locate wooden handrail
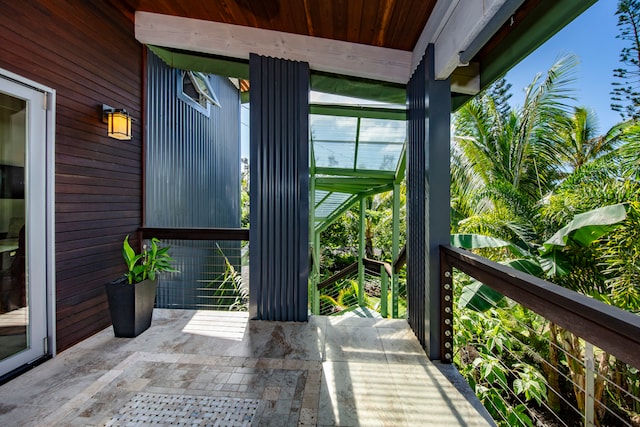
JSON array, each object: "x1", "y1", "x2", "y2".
[
  {"x1": 317, "y1": 258, "x2": 392, "y2": 290},
  {"x1": 393, "y1": 245, "x2": 406, "y2": 273},
  {"x1": 139, "y1": 227, "x2": 249, "y2": 241},
  {"x1": 441, "y1": 244, "x2": 640, "y2": 369},
  {"x1": 363, "y1": 258, "x2": 393, "y2": 277},
  {"x1": 318, "y1": 262, "x2": 359, "y2": 290}
]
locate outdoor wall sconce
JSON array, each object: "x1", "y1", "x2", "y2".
[{"x1": 102, "y1": 104, "x2": 132, "y2": 140}]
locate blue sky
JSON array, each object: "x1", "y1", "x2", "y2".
[{"x1": 505, "y1": 0, "x2": 625, "y2": 132}]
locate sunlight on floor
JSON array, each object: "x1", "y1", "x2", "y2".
[{"x1": 181, "y1": 310, "x2": 248, "y2": 340}]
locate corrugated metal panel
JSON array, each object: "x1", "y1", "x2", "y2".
[
  {"x1": 145, "y1": 50, "x2": 241, "y2": 309},
  {"x1": 249, "y1": 54, "x2": 309, "y2": 322},
  {"x1": 146, "y1": 50, "x2": 240, "y2": 228},
  {"x1": 406, "y1": 45, "x2": 451, "y2": 359},
  {"x1": 407, "y1": 54, "x2": 427, "y2": 351}
]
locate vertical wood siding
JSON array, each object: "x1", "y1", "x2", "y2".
[
  {"x1": 0, "y1": 0, "x2": 143, "y2": 351},
  {"x1": 249, "y1": 54, "x2": 309, "y2": 321}
]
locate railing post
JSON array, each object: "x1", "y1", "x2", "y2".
[
  {"x1": 440, "y1": 248, "x2": 453, "y2": 363},
  {"x1": 313, "y1": 231, "x2": 320, "y2": 315},
  {"x1": 585, "y1": 342, "x2": 595, "y2": 427},
  {"x1": 391, "y1": 182, "x2": 400, "y2": 318},
  {"x1": 309, "y1": 174, "x2": 318, "y2": 315},
  {"x1": 380, "y1": 265, "x2": 388, "y2": 318},
  {"x1": 358, "y1": 197, "x2": 365, "y2": 306}
]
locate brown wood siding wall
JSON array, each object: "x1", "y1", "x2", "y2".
[{"x1": 0, "y1": 1, "x2": 142, "y2": 351}]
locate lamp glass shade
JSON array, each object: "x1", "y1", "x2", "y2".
[{"x1": 107, "y1": 110, "x2": 132, "y2": 140}]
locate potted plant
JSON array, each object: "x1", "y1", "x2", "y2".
[{"x1": 105, "y1": 235, "x2": 177, "y2": 337}]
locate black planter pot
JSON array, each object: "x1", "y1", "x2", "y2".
[{"x1": 105, "y1": 278, "x2": 157, "y2": 337}]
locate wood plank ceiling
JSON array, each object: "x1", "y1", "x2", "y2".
[{"x1": 116, "y1": 0, "x2": 437, "y2": 51}]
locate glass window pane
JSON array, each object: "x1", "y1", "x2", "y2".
[
  {"x1": 359, "y1": 118, "x2": 406, "y2": 143},
  {"x1": 314, "y1": 141, "x2": 355, "y2": 169},
  {"x1": 310, "y1": 115, "x2": 358, "y2": 142},
  {"x1": 315, "y1": 192, "x2": 352, "y2": 218},
  {"x1": 357, "y1": 143, "x2": 403, "y2": 171},
  {"x1": 0, "y1": 92, "x2": 27, "y2": 361}
]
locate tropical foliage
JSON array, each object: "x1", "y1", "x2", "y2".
[
  {"x1": 313, "y1": 9, "x2": 640, "y2": 424},
  {"x1": 122, "y1": 235, "x2": 177, "y2": 284},
  {"x1": 451, "y1": 50, "x2": 640, "y2": 425}
]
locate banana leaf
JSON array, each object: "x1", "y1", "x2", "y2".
[
  {"x1": 540, "y1": 203, "x2": 628, "y2": 255},
  {"x1": 458, "y1": 259, "x2": 543, "y2": 311},
  {"x1": 451, "y1": 233, "x2": 529, "y2": 257}
]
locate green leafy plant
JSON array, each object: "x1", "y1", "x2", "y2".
[
  {"x1": 211, "y1": 244, "x2": 248, "y2": 311},
  {"x1": 122, "y1": 235, "x2": 177, "y2": 284}
]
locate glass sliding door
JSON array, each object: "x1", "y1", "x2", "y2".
[{"x1": 0, "y1": 75, "x2": 47, "y2": 376}]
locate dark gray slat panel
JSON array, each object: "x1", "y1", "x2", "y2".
[
  {"x1": 407, "y1": 54, "x2": 426, "y2": 350},
  {"x1": 249, "y1": 54, "x2": 309, "y2": 321},
  {"x1": 406, "y1": 45, "x2": 451, "y2": 359}
]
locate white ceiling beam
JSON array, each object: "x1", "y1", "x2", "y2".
[
  {"x1": 411, "y1": 0, "x2": 512, "y2": 81},
  {"x1": 411, "y1": 0, "x2": 460, "y2": 76},
  {"x1": 135, "y1": 11, "x2": 412, "y2": 84}
]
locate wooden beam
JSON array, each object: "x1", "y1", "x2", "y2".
[
  {"x1": 411, "y1": 0, "x2": 515, "y2": 80},
  {"x1": 411, "y1": 0, "x2": 460, "y2": 76},
  {"x1": 136, "y1": 11, "x2": 412, "y2": 84},
  {"x1": 450, "y1": 62, "x2": 480, "y2": 95},
  {"x1": 139, "y1": 227, "x2": 249, "y2": 241}
]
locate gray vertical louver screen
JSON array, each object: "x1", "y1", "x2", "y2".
[
  {"x1": 407, "y1": 55, "x2": 428, "y2": 351},
  {"x1": 407, "y1": 45, "x2": 451, "y2": 359},
  {"x1": 145, "y1": 50, "x2": 241, "y2": 309},
  {"x1": 249, "y1": 54, "x2": 309, "y2": 321}
]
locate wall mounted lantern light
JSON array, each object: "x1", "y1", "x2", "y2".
[{"x1": 102, "y1": 104, "x2": 132, "y2": 140}]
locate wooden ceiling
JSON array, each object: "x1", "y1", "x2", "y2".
[{"x1": 116, "y1": 0, "x2": 437, "y2": 51}]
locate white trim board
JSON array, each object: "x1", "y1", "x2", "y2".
[
  {"x1": 135, "y1": 0, "x2": 504, "y2": 90},
  {"x1": 135, "y1": 11, "x2": 412, "y2": 84},
  {"x1": 411, "y1": 0, "x2": 511, "y2": 80}
]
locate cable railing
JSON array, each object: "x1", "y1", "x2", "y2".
[
  {"x1": 138, "y1": 228, "x2": 249, "y2": 311},
  {"x1": 441, "y1": 244, "x2": 640, "y2": 426},
  {"x1": 316, "y1": 258, "x2": 392, "y2": 317}
]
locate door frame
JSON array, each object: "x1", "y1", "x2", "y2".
[{"x1": 0, "y1": 68, "x2": 56, "y2": 358}]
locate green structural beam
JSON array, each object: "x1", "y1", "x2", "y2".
[
  {"x1": 310, "y1": 71, "x2": 406, "y2": 105},
  {"x1": 315, "y1": 177, "x2": 393, "y2": 187},
  {"x1": 148, "y1": 45, "x2": 250, "y2": 78},
  {"x1": 395, "y1": 146, "x2": 406, "y2": 184},
  {"x1": 315, "y1": 194, "x2": 360, "y2": 233},
  {"x1": 314, "y1": 167, "x2": 395, "y2": 179},
  {"x1": 309, "y1": 104, "x2": 406, "y2": 121}
]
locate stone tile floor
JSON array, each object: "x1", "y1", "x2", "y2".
[{"x1": 0, "y1": 310, "x2": 493, "y2": 426}]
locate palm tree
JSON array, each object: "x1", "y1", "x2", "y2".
[
  {"x1": 558, "y1": 106, "x2": 632, "y2": 172},
  {"x1": 452, "y1": 54, "x2": 579, "y2": 242}
]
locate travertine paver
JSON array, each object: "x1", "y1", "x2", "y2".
[{"x1": 0, "y1": 309, "x2": 493, "y2": 426}]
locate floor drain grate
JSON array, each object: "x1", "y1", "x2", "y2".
[{"x1": 106, "y1": 392, "x2": 260, "y2": 426}]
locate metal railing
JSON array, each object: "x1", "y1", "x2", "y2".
[
  {"x1": 139, "y1": 228, "x2": 249, "y2": 311},
  {"x1": 316, "y1": 258, "x2": 393, "y2": 317},
  {"x1": 440, "y1": 244, "x2": 640, "y2": 426}
]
